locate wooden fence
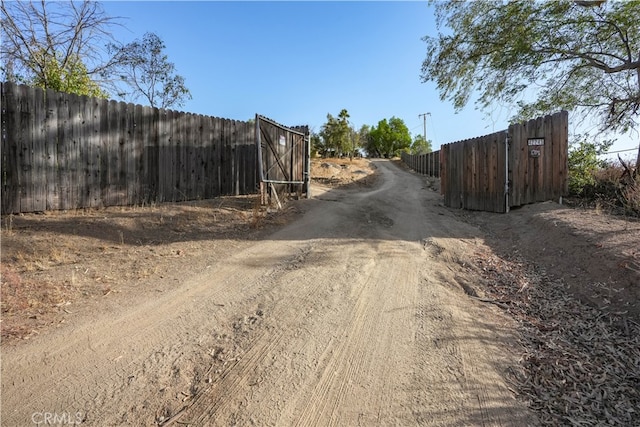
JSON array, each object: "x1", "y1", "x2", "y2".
[
  {"x1": 1, "y1": 82, "x2": 269, "y2": 214},
  {"x1": 439, "y1": 111, "x2": 568, "y2": 213},
  {"x1": 440, "y1": 130, "x2": 508, "y2": 212},
  {"x1": 256, "y1": 115, "x2": 309, "y2": 202},
  {"x1": 401, "y1": 111, "x2": 568, "y2": 213},
  {"x1": 400, "y1": 150, "x2": 440, "y2": 177}
]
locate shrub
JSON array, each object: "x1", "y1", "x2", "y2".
[
  {"x1": 581, "y1": 160, "x2": 639, "y2": 217},
  {"x1": 567, "y1": 139, "x2": 611, "y2": 196}
]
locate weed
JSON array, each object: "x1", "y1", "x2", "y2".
[{"x1": 4, "y1": 214, "x2": 13, "y2": 234}]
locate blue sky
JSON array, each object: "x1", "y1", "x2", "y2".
[{"x1": 101, "y1": 1, "x2": 638, "y2": 157}]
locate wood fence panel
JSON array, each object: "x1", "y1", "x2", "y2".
[
  {"x1": 115, "y1": 100, "x2": 128, "y2": 206},
  {"x1": 221, "y1": 119, "x2": 230, "y2": 195},
  {"x1": 87, "y1": 96, "x2": 100, "y2": 208},
  {"x1": 202, "y1": 115, "x2": 214, "y2": 198},
  {"x1": 508, "y1": 111, "x2": 568, "y2": 207},
  {"x1": 118, "y1": 101, "x2": 129, "y2": 206},
  {"x1": 212, "y1": 116, "x2": 221, "y2": 196},
  {"x1": 510, "y1": 121, "x2": 525, "y2": 208},
  {"x1": 146, "y1": 106, "x2": 159, "y2": 203},
  {"x1": 108, "y1": 100, "x2": 119, "y2": 207},
  {"x1": 440, "y1": 146, "x2": 448, "y2": 198},
  {"x1": 32, "y1": 86, "x2": 47, "y2": 211},
  {"x1": 189, "y1": 113, "x2": 198, "y2": 199},
  {"x1": 78, "y1": 95, "x2": 90, "y2": 209},
  {"x1": 463, "y1": 139, "x2": 472, "y2": 209},
  {"x1": 19, "y1": 85, "x2": 34, "y2": 213},
  {"x1": 185, "y1": 113, "x2": 193, "y2": 199},
  {"x1": 134, "y1": 104, "x2": 144, "y2": 203},
  {"x1": 157, "y1": 109, "x2": 170, "y2": 203},
  {"x1": 232, "y1": 120, "x2": 239, "y2": 196},
  {"x1": 2, "y1": 84, "x2": 304, "y2": 214},
  {"x1": 495, "y1": 133, "x2": 507, "y2": 213},
  {"x1": 45, "y1": 88, "x2": 58, "y2": 210},
  {"x1": 66, "y1": 92, "x2": 76, "y2": 209},
  {"x1": 482, "y1": 136, "x2": 491, "y2": 212},
  {"x1": 176, "y1": 111, "x2": 186, "y2": 201},
  {"x1": 55, "y1": 92, "x2": 68, "y2": 210},
  {"x1": 97, "y1": 97, "x2": 109, "y2": 208},
  {"x1": 542, "y1": 114, "x2": 553, "y2": 200},
  {"x1": 124, "y1": 103, "x2": 136, "y2": 206},
  {"x1": 194, "y1": 114, "x2": 205, "y2": 199}
]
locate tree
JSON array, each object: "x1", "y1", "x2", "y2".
[
  {"x1": 369, "y1": 117, "x2": 412, "y2": 158},
  {"x1": 421, "y1": 0, "x2": 640, "y2": 170},
  {"x1": 356, "y1": 125, "x2": 371, "y2": 158},
  {"x1": 30, "y1": 50, "x2": 107, "y2": 97},
  {"x1": 410, "y1": 134, "x2": 432, "y2": 155},
  {"x1": 109, "y1": 32, "x2": 191, "y2": 109},
  {"x1": 310, "y1": 132, "x2": 323, "y2": 158},
  {"x1": 1, "y1": 0, "x2": 118, "y2": 94},
  {"x1": 319, "y1": 109, "x2": 353, "y2": 158}
]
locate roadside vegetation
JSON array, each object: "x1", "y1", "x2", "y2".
[{"x1": 568, "y1": 140, "x2": 639, "y2": 217}]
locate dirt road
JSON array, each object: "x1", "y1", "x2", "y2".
[{"x1": 2, "y1": 160, "x2": 535, "y2": 426}]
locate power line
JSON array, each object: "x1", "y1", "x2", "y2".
[{"x1": 599, "y1": 147, "x2": 639, "y2": 155}]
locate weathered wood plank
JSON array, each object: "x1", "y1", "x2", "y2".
[
  {"x1": 98, "y1": 97, "x2": 109, "y2": 207},
  {"x1": 31, "y1": 86, "x2": 47, "y2": 211},
  {"x1": 1, "y1": 83, "x2": 18, "y2": 213},
  {"x1": 143, "y1": 105, "x2": 158, "y2": 203},
  {"x1": 87, "y1": 96, "x2": 100, "y2": 208},
  {"x1": 174, "y1": 110, "x2": 185, "y2": 201}
]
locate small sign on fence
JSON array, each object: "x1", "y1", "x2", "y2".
[
  {"x1": 527, "y1": 138, "x2": 545, "y2": 146},
  {"x1": 530, "y1": 149, "x2": 541, "y2": 158}
]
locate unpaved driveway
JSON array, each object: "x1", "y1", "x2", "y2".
[{"x1": 2, "y1": 160, "x2": 535, "y2": 426}]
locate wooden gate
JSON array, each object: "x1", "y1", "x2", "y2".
[
  {"x1": 440, "y1": 111, "x2": 568, "y2": 213},
  {"x1": 255, "y1": 114, "x2": 310, "y2": 204}
]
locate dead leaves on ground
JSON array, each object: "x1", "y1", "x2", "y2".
[{"x1": 473, "y1": 251, "x2": 640, "y2": 425}]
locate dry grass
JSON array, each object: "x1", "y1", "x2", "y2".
[
  {"x1": 0, "y1": 195, "x2": 307, "y2": 343},
  {"x1": 577, "y1": 162, "x2": 640, "y2": 217},
  {"x1": 1, "y1": 263, "x2": 76, "y2": 341}
]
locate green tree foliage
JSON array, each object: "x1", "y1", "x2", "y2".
[
  {"x1": 310, "y1": 132, "x2": 323, "y2": 158},
  {"x1": 318, "y1": 109, "x2": 355, "y2": 157},
  {"x1": 409, "y1": 134, "x2": 432, "y2": 155},
  {"x1": 421, "y1": 0, "x2": 640, "y2": 169},
  {"x1": 357, "y1": 125, "x2": 371, "y2": 158},
  {"x1": 368, "y1": 117, "x2": 412, "y2": 158},
  {"x1": 1, "y1": 0, "x2": 118, "y2": 95},
  {"x1": 109, "y1": 32, "x2": 191, "y2": 109},
  {"x1": 30, "y1": 50, "x2": 107, "y2": 97},
  {"x1": 568, "y1": 137, "x2": 612, "y2": 195}
]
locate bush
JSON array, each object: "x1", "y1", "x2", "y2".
[
  {"x1": 580, "y1": 160, "x2": 639, "y2": 217},
  {"x1": 567, "y1": 139, "x2": 610, "y2": 196},
  {"x1": 567, "y1": 137, "x2": 639, "y2": 216}
]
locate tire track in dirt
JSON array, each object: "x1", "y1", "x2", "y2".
[
  {"x1": 2, "y1": 160, "x2": 537, "y2": 426},
  {"x1": 1, "y1": 240, "x2": 326, "y2": 426}
]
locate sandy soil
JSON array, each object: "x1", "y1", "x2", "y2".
[{"x1": 1, "y1": 157, "x2": 638, "y2": 426}]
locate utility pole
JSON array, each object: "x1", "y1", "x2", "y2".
[{"x1": 418, "y1": 112, "x2": 431, "y2": 141}]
